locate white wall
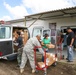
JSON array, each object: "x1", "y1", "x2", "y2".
[
  {"x1": 26, "y1": 16, "x2": 76, "y2": 37},
  {"x1": 26, "y1": 16, "x2": 76, "y2": 30},
  {"x1": 46, "y1": 17, "x2": 76, "y2": 29},
  {"x1": 10, "y1": 16, "x2": 76, "y2": 37},
  {"x1": 11, "y1": 22, "x2": 25, "y2": 27},
  {"x1": 26, "y1": 20, "x2": 48, "y2": 37}
]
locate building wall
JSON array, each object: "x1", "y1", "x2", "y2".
[
  {"x1": 46, "y1": 17, "x2": 76, "y2": 29},
  {"x1": 9, "y1": 16, "x2": 76, "y2": 37},
  {"x1": 26, "y1": 20, "x2": 47, "y2": 37},
  {"x1": 11, "y1": 22, "x2": 25, "y2": 27},
  {"x1": 26, "y1": 17, "x2": 76, "y2": 35}
]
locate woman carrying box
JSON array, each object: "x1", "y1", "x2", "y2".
[{"x1": 41, "y1": 33, "x2": 51, "y2": 62}]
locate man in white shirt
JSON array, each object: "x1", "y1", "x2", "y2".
[{"x1": 20, "y1": 35, "x2": 44, "y2": 73}]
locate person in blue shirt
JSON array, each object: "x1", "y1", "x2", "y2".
[{"x1": 14, "y1": 31, "x2": 23, "y2": 67}]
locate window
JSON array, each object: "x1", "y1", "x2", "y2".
[
  {"x1": 0, "y1": 26, "x2": 11, "y2": 39},
  {"x1": 43, "y1": 30, "x2": 50, "y2": 36},
  {"x1": 32, "y1": 27, "x2": 43, "y2": 37}
]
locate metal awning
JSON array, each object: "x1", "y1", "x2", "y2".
[{"x1": 25, "y1": 6, "x2": 76, "y2": 21}]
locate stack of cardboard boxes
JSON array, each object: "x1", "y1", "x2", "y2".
[{"x1": 38, "y1": 53, "x2": 57, "y2": 68}]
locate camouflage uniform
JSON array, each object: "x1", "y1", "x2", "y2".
[
  {"x1": 14, "y1": 36, "x2": 23, "y2": 66},
  {"x1": 20, "y1": 37, "x2": 44, "y2": 70},
  {"x1": 17, "y1": 47, "x2": 23, "y2": 66}
]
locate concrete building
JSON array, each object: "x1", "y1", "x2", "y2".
[
  {"x1": 25, "y1": 6, "x2": 76, "y2": 59},
  {"x1": 6, "y1": 6, "x2": 76, "y2": 45},
  {"x1": 6, "y1": 6, "x2": 76, "y2": 59},
  {"x1": 6, "y1": 18, "x2": 25, "y2": 27},
  {"x1": 25, "y1": 7, "x2": 76, "y2": 46}
]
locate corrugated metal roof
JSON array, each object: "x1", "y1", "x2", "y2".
[
  {"x1": 25, "y1": 6, "x2": 76, "y2": 17},
  {"x1": 6, "y1": 18, "x2": 25, "y2": 23},
  {"x1": 25, "y1": 6, "x2": 76, "y2": 20},
  {"x1": 6, "y1": 6, "x2": 76, "y2": 23}
]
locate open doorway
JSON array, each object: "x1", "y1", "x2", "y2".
[{"x1": 61, "y1": 26, "x2": 76, "y2": 48}]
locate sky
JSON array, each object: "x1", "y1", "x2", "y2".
[{"x1": 0, "y1": 0, "x2": 76, "y2": 21}]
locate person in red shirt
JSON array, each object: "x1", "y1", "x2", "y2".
[{"x1": 57, "y1": 31, "x2": 64, "y2": 50}]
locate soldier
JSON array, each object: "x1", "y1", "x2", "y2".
[
  {"x1": 13, "y1": 31, "x2": 23, "y2": 67},
  {"x1": 20, "y1": 35, "x2": 44, "y2": 74}
]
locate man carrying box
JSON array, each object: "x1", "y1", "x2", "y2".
[{"x1": 20, "y1": 35, "x2": 44, "y2": 74}]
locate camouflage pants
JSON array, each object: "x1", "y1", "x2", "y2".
[
  {"x1": 17, "y1": 47, "x2": 23, "y2": 66},
  {"x1": 20, "y1": 49, "x2": 35, "y2": 70}
]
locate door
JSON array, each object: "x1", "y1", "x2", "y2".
[
  {"x1": 32, "y1": 27, "x2": 43, "y2": 39},
  {"x1": 49, "y1": 23, "x2": 56, "y2": 44},
  {"x1": 0, "y1": 26, "x2": 13, "y2": 56}
]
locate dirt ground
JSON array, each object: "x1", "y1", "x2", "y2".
[{"x1": 0, "y1": 59, "x2": 76, "y2": 75}]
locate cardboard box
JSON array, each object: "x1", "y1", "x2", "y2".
[
  {"x1": 46, "y1": 53, "x2": 53, "y2": 58},
  {"x1": 23, "y1": 31, "x2": 28, "y2": 45},
  {"x1": 38, "y1": 62, "x2": 45, "y2": 68},
  {"x1": 46, "y1": 53, "x2": 55, "y2": 66},
  {"x1": 46, "y1": 44, "x2": 55, "y2": 48},
  {"x1": 46, "y1": 57, "x2": 55, "y2": 66},
  {"x1": 38, "y1": 53, "x2": 57, "y2": 68}
]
